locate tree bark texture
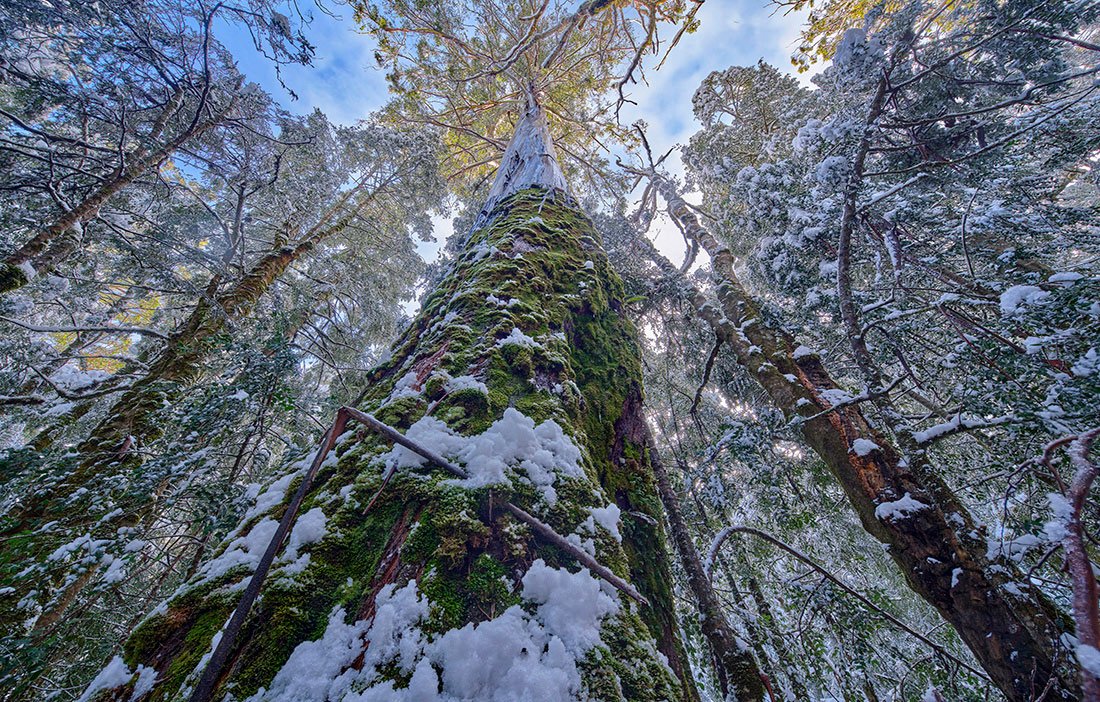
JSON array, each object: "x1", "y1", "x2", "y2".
[
  {"x1": 647, "y1": 438, "x2": 766, "y2": 701},
  {"x1": 0, "y1": 239, "x2": 321, "y2": 686},
  {"x1": 640, "y1": 171, "x2": 1078, "y2": 702},
  {"x1": 72, "y1": 185, "x2": 697, "y2": 702}
]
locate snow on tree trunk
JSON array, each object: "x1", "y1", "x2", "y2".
[
  {"x1": 77, "y1": 105, "x2": 697, "y2": 702},
  {"x1": 641, "y1": 170, "x2": 1079, "y2": 702}
]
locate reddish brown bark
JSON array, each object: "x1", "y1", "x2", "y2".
[{"x1": 632, "y1": 170, "x2": 1078, "y2": 702}]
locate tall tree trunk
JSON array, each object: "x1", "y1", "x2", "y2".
[
  {"x1": 632, "y1": 169, "x2": 1078, "y2": 702},
  {"x1": 74, "y1": 98, "x2": 697, "y2": 702},
  {"x1": 78, "y1": 239, "x2": 317, "y2": 458},
  {"x1": 0, "y1": 86, "x2": 220, "y2": 295},
  {"x1": 647, "y1": 437, "x2": 766, "y2": 701}
]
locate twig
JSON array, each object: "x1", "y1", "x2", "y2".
[
  {"x1": 0, "y1": 314, "x2": 170, "y2": 339},
  {"x1": 689, "y1": 336, "x2": 722, "y2": 417}
]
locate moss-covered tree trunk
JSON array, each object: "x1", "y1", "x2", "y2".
[{"x1": 79, "y1": 101, "x2": 697, "y2": 702}]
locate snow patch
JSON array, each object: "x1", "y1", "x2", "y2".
[
  {"x1": 197, "y1": 518, "x2": 279, "y2": 582},
  {"x1": 1049, "y1": 271, "x2": 1083, "y2": 284},
  {"x1": 1079, "y1": 644, "x2": 1100, "y2": 678},
  {"x1": 874, "y1": 493, "x2": 929, "y2": 521},
  {"x1": 77, "y1": 656, "x2": 134, "y2": 702},
  {"x1": 386, "y1": 371, "x2": 422, "y2": 402},
  {"x1": 1072, "y1": 348, "x2": 1097, "y2": 377},
  {"x1": 999, "y1": 285, "x2": 1049, "y2": 316},
  {"x1": 792, "y1": 345, "x2": 816, "y2": 359},
  {"x1": 445, "y1": 374, "x2": 488, "y2": 395},
  {"x1": 589, "y1": 503, "x2": 622, "y2": 543},
  {"x1": 819, "y1": 388, "x2": 854, "y2": 406},
  {"x1": 284, "y1": 507, "x2": 327, "y2": 559},
  {"x1": 49, "y1": 365, "x2": 111, "y2": 391},
  {"x1": 851, "y1": 438, "x2": 880, "y2": 456},
  {"x1": 496, "y1": 327, "x2": 540, "y2": 348},
  {"x1": 1043, "y1": 492, "x2": 1073, "y2": 543},
  {"x1": 245, "y1": 471, "x2": 299, "y2": 520},
  {"x1": 252, "y1": 561, "x2": 617, "y2": 702},
  {"x1": 378, "y1": 408, "x2": 583, "y2": 502},
  {"x1": 132, "y1": 665, "x2": 158, "y2": 699}
]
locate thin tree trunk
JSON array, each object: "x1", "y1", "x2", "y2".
[
  {"x1": 0, "y1": 87, "x2": 219, "y2": 295},
  {"x1": 81, "y1": 97, "x2": 697, "y2": 702},
  {"x1": 0, "y1": 242, "x2": 324, "y2": 676},
  {"x1": 647, "y1": 436, "x2": 767, "y2": 701}
]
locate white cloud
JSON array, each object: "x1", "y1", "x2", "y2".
[
  {"x1": 619, "y1": 0, "x2": 818, "y2": 264},
  {"x1": 217, "y1": 8, "x2": 388, "y2": 125}
]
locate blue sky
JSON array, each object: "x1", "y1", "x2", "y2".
[
  {"x1": 217, "y1": 1, "x2": 815, "y2": 265},
  {"x1": 219, "y1": 1, "x2": 811, "y2": 142}
]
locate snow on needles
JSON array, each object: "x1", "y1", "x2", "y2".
[
  {"x1": 999, "y1": 285, "x2": 1050, "y2": 317},
  {"x1": 248, "y1": 560, "x2": 619, "y2": 702},
  {"x1": 379, "y1": 408, "x2": 583, "y2": 503}
]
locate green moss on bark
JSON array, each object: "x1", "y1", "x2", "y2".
[{"x1": 112, "y1": 188, "x2": 696, "y2": 702}]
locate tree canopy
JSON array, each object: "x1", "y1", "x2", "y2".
[{"x1": 1, "y1": 0, "x2": 1098, "y2": 700}]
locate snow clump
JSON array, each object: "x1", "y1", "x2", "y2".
[
  {"x1": 832, "y1": 27, "x2": 886, "y2": 81},
  {"x1": 874, "y1": 492, "x2": 929, "y2": 521},
  {"x1": 77, "y1": 656, "x2": 157, "y2": 702},
  {"x1": 1078, "y1": 644, "x2": 1100, "y2": 678},
  {"x1": 444, "y1": 374, "x2": 488, "y2": 395},
  {"x1": 999, "y1": 285, "x2": 1050, "y2": 316},
  {"x1": 248, "y1": 560, "x2": 619, "y2": 702},
  {"x1": 378, "y1": 408, "x2": 583, "y2": 502},
  {"x1": 496, "y1": 327, "x2": 540, "y2": 348},
  {"x1": 588, "y1": 503, "x2": 622, "y2": 543},
  {"x1": 851, "y1": 438, "x2": 880, "y2": 456}
]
